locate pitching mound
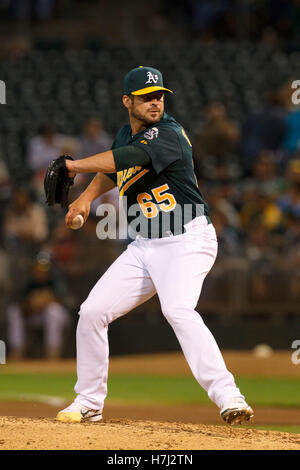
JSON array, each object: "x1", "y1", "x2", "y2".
[
  {"x1": 0, "y1": 415, "x2": 299, "y2": 450},
  {"x1": 1, "y1": 353, "x2": 299, "y2": 450}
]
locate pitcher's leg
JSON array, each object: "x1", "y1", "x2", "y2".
[
  {"x1": 74, "y1": 243, "x2": 156, "y2": 410},
  {"x1": 147, "y1": 227, "x2": 243, "y2": 409},
  {"x1": 161, "y1": 306, "x2": 242, "y2": 408}
]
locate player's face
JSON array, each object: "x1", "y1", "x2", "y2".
[{"x1": 126, "y1": 91, "x2": 165, "y2": 125}]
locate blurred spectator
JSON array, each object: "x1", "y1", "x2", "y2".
[
  {"x1": 0, "y1": 158, "x2": 10, "y2": 193},
  {"x1": 239, "y1": 184, "x2": 283, "y2": 233},
  {"x1": 244, "y1": 221, "x2": 277, "y2": 302},
  {"x1": 286, "y1": 157, "x2": 300, "y2": 183},
  {"x1": 6, "y1": 254, "x2": 70, "y2": 359},
  {"x1": 276, "y1": 159, "x2": 300, "y2": 220},
  {"x1": 245, "y1": 221, "x2": 273, "y2": 262},
  {"x1": 26, "y1": 124, "x2": 72, "y2": 171},
  {"x1": 192, "y1": 102, "x2": 240, "y2": 180},
  {"x1": 239, "y1": 90, "x2": 287, "y2": 173},
  {"x1": 0, "y1": 249, "x2": 12, "y2": 321},
  {"x1": 49, "y1": 220, "x2": 78, "y2": 272},
  {"x1": 277, "y1": 181, "x2": 300, "y2": 218},
  {"x1": 211, "y1": 209, "x2": 242, "y2": 257},
  {"x1": 49, "y1": 219, "x2": 96, "y2": 290},
  {"x1": 3, "y1": 186, "x2": 49, "y2": 293},
  {"x1": 251, "y1": 150, "x2": 284, "y2": 195},
  {"x1": 0, "y1": 159, "x2": 11, "y2": 242},
  {"x1": 26, "y1": 124, "x2": 65, "y2": 172},
  {"x1": 277, "y1": 214, "x2": 300, "y2": 300},
  {"x1": 193, "y1": 102, "x2": 240, "y2": 158},
  {"x1": 4, "y1": 186, "x2": 48, "y2": 245},
  {"x1": 239, "y1": 150, "x2": 285, "y2": 199},
  {"x1": 75, "y1": 118, "x2": 113, "y2": 159},
  {"x1": 206, "y1": 183, "x2": 241, "y2": 230},
  {"x1": 70, "y1": 118, "x2": 113, "y2": 199},
  {"x1": 26, "y1": 124, "x2": 77, "y2": 196}
]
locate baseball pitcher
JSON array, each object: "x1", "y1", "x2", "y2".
[{"x1": 47, "y1": 66, "x2": 253, "y2": 425}]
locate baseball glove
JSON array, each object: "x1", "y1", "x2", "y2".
[{"x1": 44, "y1": 155, "x2": 75, "y2": 208}]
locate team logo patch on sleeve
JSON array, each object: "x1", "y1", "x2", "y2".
[{"x1": 144, "y1": 127, "x2": 159, "y2": 140}]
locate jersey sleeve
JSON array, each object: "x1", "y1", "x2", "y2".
[
  {"x1": 132, "y1": 126, "x2": 182, "y2": 174},
  {"x1": 112, "y1": 145, "x2": 151, "y2": 171},
  {"x1": 103, "y1": 172, "x2": 117, "y2": 184},
  {"x1": 104, "y1": 137, "x2": 118, "y2": 184}
]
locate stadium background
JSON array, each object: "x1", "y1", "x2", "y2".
[
  {"x1": 0, "y1": 0, "x2": 299, "y2": 358},
  {"x1": 0, "y1": 0, "x2": 299, "y2": 449}
]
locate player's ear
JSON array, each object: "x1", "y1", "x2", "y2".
[{"x1": 122, "y1": 94, "x2": 132, "y2": 109}]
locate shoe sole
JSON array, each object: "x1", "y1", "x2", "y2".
[
  {"x1": 56, "y1": 412, "x2": 102, "y2": 423},
  {"x1": 221, "y1": 406, "x2": 254, "y2": 425}
]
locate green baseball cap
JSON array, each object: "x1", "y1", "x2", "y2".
[{"x1": 123, "y1": 66, "x2": 173, "y2": 95}]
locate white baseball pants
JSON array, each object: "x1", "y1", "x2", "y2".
[{"x1": 74, "y1": 216, "x2": 243, "y2": 411}]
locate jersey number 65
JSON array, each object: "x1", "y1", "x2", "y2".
[{"x1": 137, "y1": 184, "x2": 177, "y2": 218}]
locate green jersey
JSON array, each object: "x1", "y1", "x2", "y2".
[{"x1": 107, "y1": 113, "x2": 210, "y2": 238}]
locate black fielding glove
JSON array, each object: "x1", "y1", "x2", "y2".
[{"x1": 44, "y1": 155, "x2": 75, "y2": 208}]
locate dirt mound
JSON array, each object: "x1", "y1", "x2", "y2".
[
  {"x1": 1, "y1": 352, "x2": 299, "y2": 450},
  {"x1": 0, "y1": 415, "x2": 299, "y2": 450},
  {"x1": 1, "y1": 401, "x2": 300, "y2": 426}
]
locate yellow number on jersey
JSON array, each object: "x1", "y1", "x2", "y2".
[
  {"x1": 137, "y1": 192, "x2": 159, "y2": 218},
  {"x1": 137, "y1": 184, "x2": 177, "y2": 219},
  {"x1": 151, "y1": 184, "x2": 176, "y2": 212}
]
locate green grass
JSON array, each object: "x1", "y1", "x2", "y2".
[
  {"x1": 1, "y1": 373, "x2": 299, "y2": 434},
  {"x1": 0, "y1": 373, "x2": 299, "y2": 408},
  {"x1": 236, "y1": 377, "x2": 300, "y2": 408},
  {"x1": 0, "y1": 373, "x2": 77, "y2": 401}
]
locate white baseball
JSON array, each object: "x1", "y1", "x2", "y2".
[
  {"x1": 70, "y1": 214, "x2": 84, "y2": 230},
  {"x1": 252, "y1": 344, "x2": 273, "y2": 358}
]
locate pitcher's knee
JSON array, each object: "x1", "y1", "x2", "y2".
[
  {"x1": 162, "y1": 306, "x2": 203, "y2": 327},
  {"x1": 79, "y1": 301, "x2": 108, "y2": 328}
]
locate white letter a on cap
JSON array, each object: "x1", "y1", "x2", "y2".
[{"x1": 145, "y1": 72, "x2": 158, "y2": 84}]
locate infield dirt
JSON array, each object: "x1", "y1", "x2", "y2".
[
  {"x1": 0, "y1": 351, "x2": 299, "y2": 450},
  {"x1": 0, "y1": 414, "x2": 299, "y2": 450}
]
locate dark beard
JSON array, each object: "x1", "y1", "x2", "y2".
[{"x1": 131, "y1": 107, "x2": 163, "y2": 126}]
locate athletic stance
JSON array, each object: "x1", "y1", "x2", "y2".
[{"x1": 56, "y1": 67, "x2": 254, "y2": 425}]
